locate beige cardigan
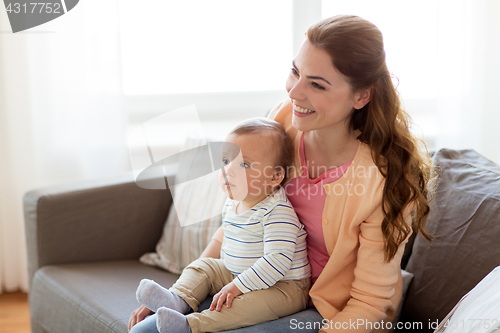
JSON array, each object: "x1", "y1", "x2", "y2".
[{"x1": 214, "y1": 99, "x2": 410, "y2": 332}]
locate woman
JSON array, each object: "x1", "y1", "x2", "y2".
[{"x1": 129, "y1": 15, "x2": 432, "y2": 333}]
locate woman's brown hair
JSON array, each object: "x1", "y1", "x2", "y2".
[{"x1": 307, "y1": 15, "x2": 433, "y2": 262}]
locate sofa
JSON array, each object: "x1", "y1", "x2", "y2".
[{"x1": 24, "y1": 148, "x2": 500, "y2": 333}]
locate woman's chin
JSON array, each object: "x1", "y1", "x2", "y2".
[{"x1": 292, "y1": 115, "x2": 313, "y2": 132}]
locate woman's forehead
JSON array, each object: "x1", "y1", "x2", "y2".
[
  {"x1": 294, "y1": 39, "x2": 350, "y2": 87},
  {"x1": 295, "y1": 40, "x2": 333, "y2": 70},
  {"x1": 295, "y1": 40, "x2": 349, "y2": 80}
]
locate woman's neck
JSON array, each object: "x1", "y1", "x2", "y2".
[
  {"x1": 303, "y1": 124, "x2": 360, "y2": 178},
  {"x1": 307, "y1": 121, "x2": 360, "y2": 154}
]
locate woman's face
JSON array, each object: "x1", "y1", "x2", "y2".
[{"x1": 285, "y1": 39, "x2": 368, "y2": 134}]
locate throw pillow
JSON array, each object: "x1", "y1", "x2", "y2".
[
  {"x1": 140, "y1": 137, "x2": 227, "y2": 274},
  {"x1": 400, "y1": 149, "x2": 500, "y2": 332},
  {"x1": 434, "y1": 265, "x2": 500, "y2": 332}
]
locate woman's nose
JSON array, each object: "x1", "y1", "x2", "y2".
[{"x1": 287, "y1": 77, "x2": 305, "y2": 101}]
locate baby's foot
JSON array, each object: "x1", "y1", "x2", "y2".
[
  {"x1": 157, "y1": 307, "x2": 191, "y2": 333},
  {"x1": 136, "y1": 279, "x2": 191, "y2": 313}
]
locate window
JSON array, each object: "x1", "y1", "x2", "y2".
[
  {"x1": 118, "y1": 0, "x2": 293, "y2": 122},
  {"x1": 120, "y1": 1, "x2": 439, "y2": 148}
]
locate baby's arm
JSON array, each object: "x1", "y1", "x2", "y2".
[
  {"x1": 209, "y1": 202, "x2": 301, "y2": 312},
  {"x1": 233, "y1": 202, "x2": 300, "y2": 293}
]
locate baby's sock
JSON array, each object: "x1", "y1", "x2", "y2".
[
  {"x1": 136, "y1": 279, "x2": 191, "y2": 314},
  {"x1": 157, "y1": 307, "x2": 192, "y2": 333}
]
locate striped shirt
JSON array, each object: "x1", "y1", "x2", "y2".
[{"x1": 220, "y1": 187, "x2": 311, "y2": 293}]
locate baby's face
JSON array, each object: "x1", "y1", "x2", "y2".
[{"x1": 218, "y1": 133, "x2": 280, "y2": 206}]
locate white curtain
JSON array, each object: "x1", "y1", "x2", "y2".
[
  {"x1": 433, "y1": 0, "x2": 500, "y2": 163},
  {"x1": 0, "y1": 0, "x2": 129, "y2": 293},
  {"x1": 0, "y1": 0, "x2": 499, "y2": 293}
]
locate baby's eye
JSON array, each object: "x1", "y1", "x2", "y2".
[{"x1": 222, "y1": 157, "x2": 229, "y2": 165}]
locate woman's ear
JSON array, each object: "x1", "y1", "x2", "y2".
[
  {"x1": 270, "y1": 167, "x2": 285, "y2": 187},
  {"x1": 353, "y1": 86, "x2": 372, "y2": 110}
]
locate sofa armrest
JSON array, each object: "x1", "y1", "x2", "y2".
[{"x1": 23, "y1": 170, "x2": 174, "y2": 288}]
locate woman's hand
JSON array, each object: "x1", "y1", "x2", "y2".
[
  {"x1": 128, "y1": 305, "x2": 153, "y2": 331},
  {"x1": 209, "y1": 281, "x2": 243, "y2": 311}
]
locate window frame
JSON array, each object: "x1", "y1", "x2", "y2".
[
  {"x1": 121, "y1": 0, "x2": 436, "y2": 151},
  {"x1": 120, "y1": 0, "x2": 323, "y2": 123}
]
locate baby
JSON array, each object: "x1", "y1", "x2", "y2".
[{"x1": 133, "y1": 118, "x2": 311, "y2": 333}]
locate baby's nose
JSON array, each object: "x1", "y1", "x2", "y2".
[{"x1": 225, "y1": 162, "x2": 236, "y2": 176}]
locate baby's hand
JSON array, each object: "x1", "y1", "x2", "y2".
[{"x1": 209, "y1": 281, "x2": 243, "y2": 311}]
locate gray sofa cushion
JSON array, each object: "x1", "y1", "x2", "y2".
[
  {"x1": 23, "y1": 173, "x2": 172, "y2": 287},
  {"x1": 400, "y1": 149, "x2": 500, "y2": 332},
  {"x1": 30, "y1": 260, "x2": 179, "y2": 333},
  {"x1": 31, "y1": 260, "x2": 322, "y2": 333}
]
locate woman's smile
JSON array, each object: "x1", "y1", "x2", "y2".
[{"x1": 293, "y1": 103, "x2": 316, "y2": 117}]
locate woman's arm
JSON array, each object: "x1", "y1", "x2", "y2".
[
  {"x1": 313, "y1": 153, "x2": 412, "y2": 333},
  {"x1": 199, "y1": 238, "x2": 222, "y2": 259},
  {"x1": 319, "y1": 209, "x2": 411, "y2": 333},
  {"x1": 199, "y1": 226, "x2": 223, "y2": 258}
]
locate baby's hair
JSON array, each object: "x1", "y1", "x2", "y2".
[{"x1": 229, "y1": 117, "x2": 294, "y2": 186}]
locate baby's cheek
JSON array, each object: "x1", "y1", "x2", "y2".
[
  {"x1": 232, "y1": 169, "x2": 246, "y2": 186},
  {"x1": 217, "y1": 170, "x2": 225, "y2": 188}
]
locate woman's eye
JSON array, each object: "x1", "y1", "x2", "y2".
[
  {"x1": 312, "y1": 82, "x2": 325, "y2": 90},
  {"x1": 290, "y1": 67, "x2": 299, "y2": 76},
  {"x1": 240, "y1": 162, "x2": 250, "y2": 168}
]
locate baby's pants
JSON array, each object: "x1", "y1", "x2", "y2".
[{"x1": 170, "y1": 257, "x2": 310, "y2": 333}]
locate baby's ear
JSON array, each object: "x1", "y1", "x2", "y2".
[{"x1": 271, "y1": 167, "x2": 285, "y2": 187}]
